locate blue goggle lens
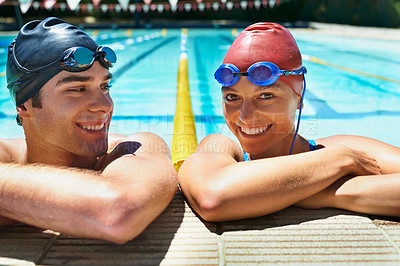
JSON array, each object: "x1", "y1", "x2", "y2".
[
  {"x1": 214, "y1": 64, "x2": 240, "y2": 87},
  {"x1": 100, "y1": 47, "x2": 117, "y2": 64},
  {"x1": 73, "y1": 47, "x2": 94, "y2": 65},
  {"x1": 247, "y1": 62, "x2": 280, "y2": 86}
]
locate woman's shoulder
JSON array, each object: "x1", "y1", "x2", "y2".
[
  {"x1": 316, "y1": 135, "x2": 397, "y2": 148},
  {"x1": 317, "y1": 135, "x2": 400, "y2": 174},
  {"x1": 197, "y1": 134, "x2": 244, "y2": 162},
  {"x1": 316, "y1": 135, "x2": 400, "y2": 161}
]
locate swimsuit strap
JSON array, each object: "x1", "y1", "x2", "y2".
[
  {"x1": 308, "y1": 139, "x2": 318, "y2": 151},
  {"x1": 243, "y1": 139, "x2": 317, "y2": 161},
  {"x1": 243, "y1": 150, "x2": 250, "y2": 161}
]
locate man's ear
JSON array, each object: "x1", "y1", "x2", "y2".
[{"x1": 16, "y1": 100, "x2": 33, "y2": 120}]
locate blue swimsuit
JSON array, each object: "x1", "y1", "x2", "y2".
[{"x1": 243, "y1": 139, "x2": 318, "y2": 161}]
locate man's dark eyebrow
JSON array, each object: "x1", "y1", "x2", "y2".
[
  {"x1": 56, "y1": 75, "x2": 92, "y2": 86},
  {"x1": 56, "y1": 73, "x2": 113, "y2": 86}
]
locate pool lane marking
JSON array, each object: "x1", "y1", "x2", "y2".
[
  {"x1": 112, "y1": 36, "x2": 176, "y2": 80},
  {"x1": 231, "y1": 28, "x2": 238, "y2": 37},
  {"x1": 303, "y1": 54, "x2": 400, "y2": 83},
  {"x1": 93, "y1": 29, "x2": 166, "y2": 45},
  {"x1": 171, "y1": 29, "x2": 198, "y2": 172},
  {"x1": 108, "y1": 30, "x2": 166, "y2": 49},
  {"x1": 193, "y1": 35, "x2": 219, "y2": 136}
]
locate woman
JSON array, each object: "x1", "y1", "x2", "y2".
[{"x1": 178, "y1": 23, "x2": 400, "y2": 222}]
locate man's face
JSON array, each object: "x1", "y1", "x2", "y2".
[{"x1": 27, "y1": 61, "x2": 114, "y2": 158}]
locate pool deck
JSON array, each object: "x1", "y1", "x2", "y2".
[
  {"x1": 298, "y1": 22, "x2": 400, "y2": 41},
  {"x1": 1, "y1": 190, "x2": 400, "y2": 265}
]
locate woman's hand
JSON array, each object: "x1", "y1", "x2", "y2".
[
  {"x1": 294, "y1": 146, "x2": 381, "y2": 210},
  {"x1": 334, "y1": 145, "x2": 382, "y2": 176}
]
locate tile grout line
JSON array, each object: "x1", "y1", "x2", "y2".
[
  {"x1": 371, "y1": 219, "x2": 400, "y2": 255},
  {"x1": 216, "y1": 234, "x2": 226, "y2": 266},
  {"x1": 216, "y1": 222, "x2": 226, "y2": 266},
  {"x1": 34, "y1": 233, "x2": 59, "y2": 265}
]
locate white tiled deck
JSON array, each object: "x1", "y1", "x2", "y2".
[{"x1": 1, "y1": 191, "x2": 400, "y2": 265}]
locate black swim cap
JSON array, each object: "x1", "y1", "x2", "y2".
[{"x1": 6, "y1": 17, "x2": 99, "y2": 106}]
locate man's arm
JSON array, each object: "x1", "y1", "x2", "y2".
[
  {"x1": 0, "y1": 133, "x2": 177, "y2": 244},
  {"x1": 0, "y1": 139, "x2": 22, "y2": 226},
  {"x1": 178, "y1": 134, "x2": 380, "y2": 222}
]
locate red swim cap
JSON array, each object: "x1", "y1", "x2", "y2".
[{"x1": 223, "y1": 23, "x2": 303, "y2": 96}]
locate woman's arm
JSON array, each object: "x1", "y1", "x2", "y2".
[
  {"x1": 296, "y1": 135, "x2": 400, "y2": 217},
  {"x1": 296, "y1": 173, "x2": 400, "y2": 217},
  {"x1": 178, "y1": 134, "x2": 380, "y2": 222}
]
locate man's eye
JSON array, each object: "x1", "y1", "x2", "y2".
[
  {"x1": 101, "y1": 85, "x2": 112, "y2": 94},
  {"x1": 225, "y1": 94, "x2": 239, "y2": 101},
  {"x1": 260, "y1": 93, "x2": 273, "y2": 99},
  {"x1": 68, "y1": 87, "x2": 85, "y2": 92}
]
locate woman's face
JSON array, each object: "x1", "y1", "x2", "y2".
[{"x1": 222, "y1": 76, "x2": 300, "y2": 157}]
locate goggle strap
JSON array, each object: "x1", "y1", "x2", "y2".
[
  {"x1": 287, "y1": 66, "x2": 307, "y2": 76},
  {"x1": 281, "y1": 70, "x2": 290, "y2": 76},
  {"x1": 289, "y1": 74, "x2": 307, "y2": 155}
]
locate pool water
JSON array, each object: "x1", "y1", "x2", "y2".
[{"x1": 0, "y1": 28, "x2": 399, "y2": 147}]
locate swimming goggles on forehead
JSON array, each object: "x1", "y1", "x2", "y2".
[
  {"x1": 214, "y1": 61, "x2": 307, "y2": 87},
  {"x1": 12, "y1": 46, "x2": 117, "y2": 79},
  {"x1": 59, "y1": 46, "x2": 117, "y2": 72}
]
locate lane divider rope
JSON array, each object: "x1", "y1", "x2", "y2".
[{"x1": 171, "y1": 28, "x2": 198, "y2": 172}]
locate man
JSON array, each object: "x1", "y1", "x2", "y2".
[{"x1": 0, "y1": 17, "x2": 177, "y2": 244}]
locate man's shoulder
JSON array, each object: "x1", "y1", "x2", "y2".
[
  {"x1": 109, "y1": 132, "x2": 165, "y2": 144},
  {"x1": 0, "y1": 138, "x2": 26, "y2": 163},
  {"x1": 108, "y1": 132, "x2": 170, "y2": 156}
]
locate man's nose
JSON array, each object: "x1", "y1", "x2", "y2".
[{"x1": 88, "y1": 88, "x2": 113, "y2": 114}]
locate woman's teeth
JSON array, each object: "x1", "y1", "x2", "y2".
[{"x1": 240, "y1": 125, "x2": 269, "y2": 135}]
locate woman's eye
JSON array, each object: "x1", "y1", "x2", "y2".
[
  {"x1": 259, "y1": 93, "x2": 273, "y2": 100},
  {"x1": 225, "y1": 94, "x2": 239, "y2": 101}
]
